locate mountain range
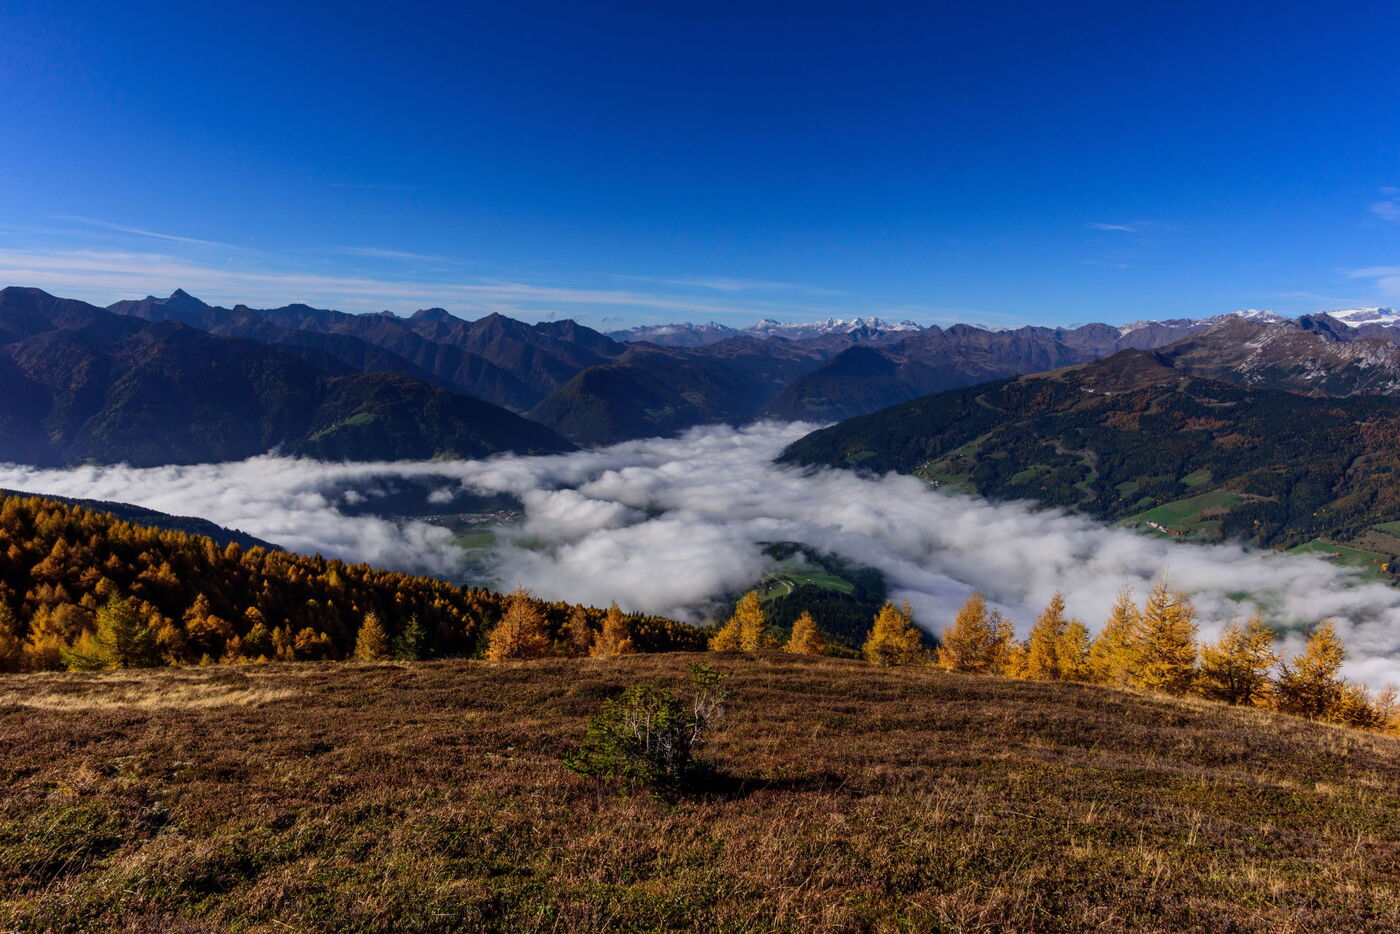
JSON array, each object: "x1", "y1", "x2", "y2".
[{"x1": 779, "y1": 314, "x2": 1400, "y2": 562}]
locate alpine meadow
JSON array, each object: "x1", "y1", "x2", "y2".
[{"x1": 5, "y1": 2, "x2": 1400, "y2": 931}]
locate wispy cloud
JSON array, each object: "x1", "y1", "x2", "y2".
[
  {"x1": 1087, "y1": 222, "x2": 1138, "y2": 233},
  {"x1": 330, "y1": 246, "x2": 469, "y2": 264},
  {"x1": 1342, "y1": 265, "x2": 1400, "y2": 299},
  {"x1": 1370, "y1": 187, "x2": 1400, "y2": 223},
  {"x1": 612, "y1": 274, "x2": 844, "y2": 295},
  {"x1": 51, "y1": 215, "x2": 234, "y2": 248}
]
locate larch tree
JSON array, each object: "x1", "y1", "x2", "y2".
[
  {"x1": 783, "y1": 611, "x2": 828, "y2": 655},
  {"x1": 0, "y1": 602, "x2": 23, "y2": 673},
  {"x1": 1274, "y1": 620, "x2": 1348, "y2": 721},
  {"x1": 484, "y1": 589, "x2": 553, "y2": 661},
  {"x1": 736, "y1": 591, "x2": 776, "y2": 652},
  {"x1": 1022, "y1": 593, "x2": 1070, "y2": 681},
  {"x1": 863, "y1": 601, "x2": 925, "y2": 667},
  {"x1": 354, "y1": 610, "x2": 391, "y2": 661},
  {"x1": 1131, "y1": 582, "x2": 1198, "y2": 695},
  {"x1": 590, "y1": 603, "x2": 636, "y2": 658},
  {"x1": 1197, "y1": 615, "x2": 1278, "y2": 706},
  {"x1": 1088, "y1": 588, "x2": 1140, "y2": 687},
  {"x1": 1058, "y1": 619, "x2": 1092, "y2": 682},
  {"x1": 61, "y1": 595, "x2": 161, "y2": 671},
  {"x1": 563, "y1": 606, "x2": 594, "y2": 657},
  {"x1": 937, "y1": 592, "x2": 1005, "y2": 673},
  {"x1": 709, "y1": 613, "x2": 743, "y2": 651}
]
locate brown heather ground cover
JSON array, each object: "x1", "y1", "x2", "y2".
[{"x1": 1, "y1": 653, "x2": 1399, "y2": 933}]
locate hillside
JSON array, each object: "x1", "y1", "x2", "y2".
[
  {"x1": 780, "y1": 349, "x2": 1400, "y2": 555},
  {"x1": 2, "y1": 653, "x2": 1398, "y2": 931},
  {"x1": 0, "y1": 288, "x2": 573, "y2": 465},
  {"x1": 0, "y1": 491, "x2": 703, "y2": 672}
]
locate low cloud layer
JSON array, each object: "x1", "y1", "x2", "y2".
[{"x1": 4, "y1": 422, "x2": 1400, "y2": 687}]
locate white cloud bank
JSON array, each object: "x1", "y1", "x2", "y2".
[{"x1": 3, "y1": 422, "x2": 1400, "y2": 688}]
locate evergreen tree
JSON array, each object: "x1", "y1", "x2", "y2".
[
  {"x1": 1131, "y1": 582, "x2": 1198, "y2": 695},
  {"x1": 392, "y1": 614, "x2": 430, "y2": 661},
  {"x1": 783, "y1": 611, "x2": 828, "y2": 655},
  {"x1": 563, "y1": 606, "x2": 594, "y2": 657},
  {"x1": 61, "y1": 596, "x2": 161, "y2": 670},
  {"x1": 1197, "y1": 616, "x2": 1278, "y2": 706},
  {"x1": 1088, "y1": 588, "x2": 1140, "y2": 686},
  {"x1": 1274, "y1": 621, "x2": 1349, "y2": 720},
  {"x1": 354, "y1": 611, "x2": 391, "y2": 661},
  {"x1": 1022, "y1": 593, "x2": 1070, "y2": 681},
  {"x1": 863, "y1": 601, "x2": 924, "y2": 667},
  {"x1": 937, "y1": 593, "x2": 1008, "y2": 673},
  {"x1": 485, "y1": 589, "x2": 553, "y2": 661},
  {"x1": 590, "y1": 603, "x2": 636, "y2": 658}
]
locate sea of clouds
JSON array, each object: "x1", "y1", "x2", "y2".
[{"x1": 4, "y1": 421, "x2": 1400, "y2": 687}]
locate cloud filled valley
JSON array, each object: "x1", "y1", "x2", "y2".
[{"x1": 4, "y1": 421, "x2": 1400, "y2": 687}]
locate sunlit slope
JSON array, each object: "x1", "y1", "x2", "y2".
[{"x1": 2, "y1": 654, "x2": 1399, "y2": 932}]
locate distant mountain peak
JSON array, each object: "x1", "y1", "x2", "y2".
[
  {"x1": 410, "y1": 307, "x2": 457, "y2": 323},
  {"x1": 1319, "y1": 307, "x2": 1400, "y2": 326}
]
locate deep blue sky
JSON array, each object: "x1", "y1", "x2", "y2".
[{"x1": 2, "y1": 0, "x2": 1399, "y2": 328}]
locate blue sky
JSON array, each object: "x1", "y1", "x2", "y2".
[{"x1": 2, "y1": 0, "x2": 1399, "y2": 328}]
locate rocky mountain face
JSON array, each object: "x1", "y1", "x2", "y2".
[{"x1": 0, "y1": 288, "x2": 574, "y2": 466}]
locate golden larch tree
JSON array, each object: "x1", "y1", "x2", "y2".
[
  {"x1": 1088, "y1": 587, "x2": 1140, "y2": 686},
  {"x1": 563, "y1": 606, "x2": 594, "y2": 657},
  {"x1": 1131, "y1": 581, "x2": 1198, "y2": 695},
  {"x1": 354, "y1": 610, "x2": 391, "y2": 661},
  {"x1": 863, "y1": 601, "x2": 925, "y2": 667},
  {"x1": 485, "y1": 589, "x2": 553, "y2": 661},
  {"x1": 1022, "y1": 592, "x2": 1070, "y2": 681},
  {"x1": 590, "y1": 603, "x2": 636, "y2": 657},
  {"x1": 937, "y1": 592, "x2": 1010, "y2": 674},
  {"x1": 711, "y1": 591, "x2": 773, "y2": 652},
  {"x1": 1274, "y1": 620, "x2": 1349, "y2": 721},
  {"x1": 1058, "y1": 619, "x2": 1092, "y2": 682},
  {"x1": 1197, "y1": 615, "x2": 1278, "y2": 706},
  {"x1": 0, "y1": 602, "x2": 23, "y2": 673},
  {"x1": 783, "y1": 611, "x2": 828, "y2": 655}
]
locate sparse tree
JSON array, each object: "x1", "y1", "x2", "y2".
[
  {"x1": 863, "y1": 601, "x2": 925, "y2": 667},
  {"x1": 591, "y1": 603, "x2": 636, "y2": 658},
  {"x1": 1197, "y1": 616, "x2": 1278, "y2": 706},
  {"x1": 1088, "y1": 587, "x2": 1140, "y2": 686},
  {"x1": 354, "y1": 610, "x2": 391, "y2": 661},
  {"x1": 783, "y1": 611, "x2": 828, "y2": 655},
  {"x1": 1130, "y1": 582, "x2": 1197, "y2": 695}
]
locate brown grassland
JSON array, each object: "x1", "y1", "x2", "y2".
[{"x1": 2, "y1": 652, "x2": 1399, "y2": 933}]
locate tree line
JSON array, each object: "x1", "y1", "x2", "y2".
[{"x1": 0, "y1": 493, "x2": 704, "y2": 672}]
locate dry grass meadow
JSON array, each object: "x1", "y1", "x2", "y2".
[{"x1": 2, "y1": 652, "x2": 1399, "y2": 932}]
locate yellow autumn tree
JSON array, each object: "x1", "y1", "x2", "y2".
[
  {"x1": 863, "y1": 601, "x2": 925, "y2": 667},
  {"x1": 1130, "y1": 581, "x2": 1198, "y2": 695},
  {"x1": 1058, "y1": 619, "x2": 1092, "y2": 682},
  {"x1": 590, "y1": 603, "x2": 636, "y2": 657},
  {"x1": 1022, "y1": 592, "x2": 1070, "y2": 681},
  {"x1": 783, "y1": 611, "x2": 828, "y2": 655},
  {"x1": 1196, "y1": 615, "x2": 1278, "y2": 706},
  {"x1": 0, "y1": 602, "x2": 23, "y2": 673},
  {"x1": 354, "y1": 610, "x2": 391, "y2": 661},
  {"x1": 484, "y1": 588, "x2": 553, "y2": 661},
  {"x1": 937, "y1": 592, "x2": 1012, "y2": 674},
  {"x1": 1274, "y1": 621, "x2": 1350, "y2": 721},
  {"x1": 711, "y1": 591, "x2": 773, "y2": 652},
  {"x1": 1088, "y1": 588, "x2": 1140, "y2": 687},
  {"x1": 563, "y1": 606, "x2": 594, "y2": 657}
]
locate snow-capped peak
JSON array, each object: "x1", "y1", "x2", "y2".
[
  {"x1": 1318, "y1": 307, "x2": 1400, "y2": 327},
  {"x1": 1225, "y1": 309, "x2": 1287, "y2": 324},
  {"x1": 743, "y1": 316, "x2": 922, "y2": 339}
]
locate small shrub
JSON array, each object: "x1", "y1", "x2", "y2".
[{"x1": 564, "y1": 662, "x2": 728, "y2": 799}]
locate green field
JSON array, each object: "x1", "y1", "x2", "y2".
[
  {"x1": 1119, "y1": 488, "x2": 1242, "y2": 540},
  {"x1": 453, "y1": 531, "x2": 497, "y2": 549},
  {"x1": 1286, "y1": 539, "x2": 1390, "y2": 579},
  {"x1": 1373, "y1": 520, "x2": 1400, "y2": 537},
  {"x1": 757, "y1": 562, "x2": 857, "y2": 601}
]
